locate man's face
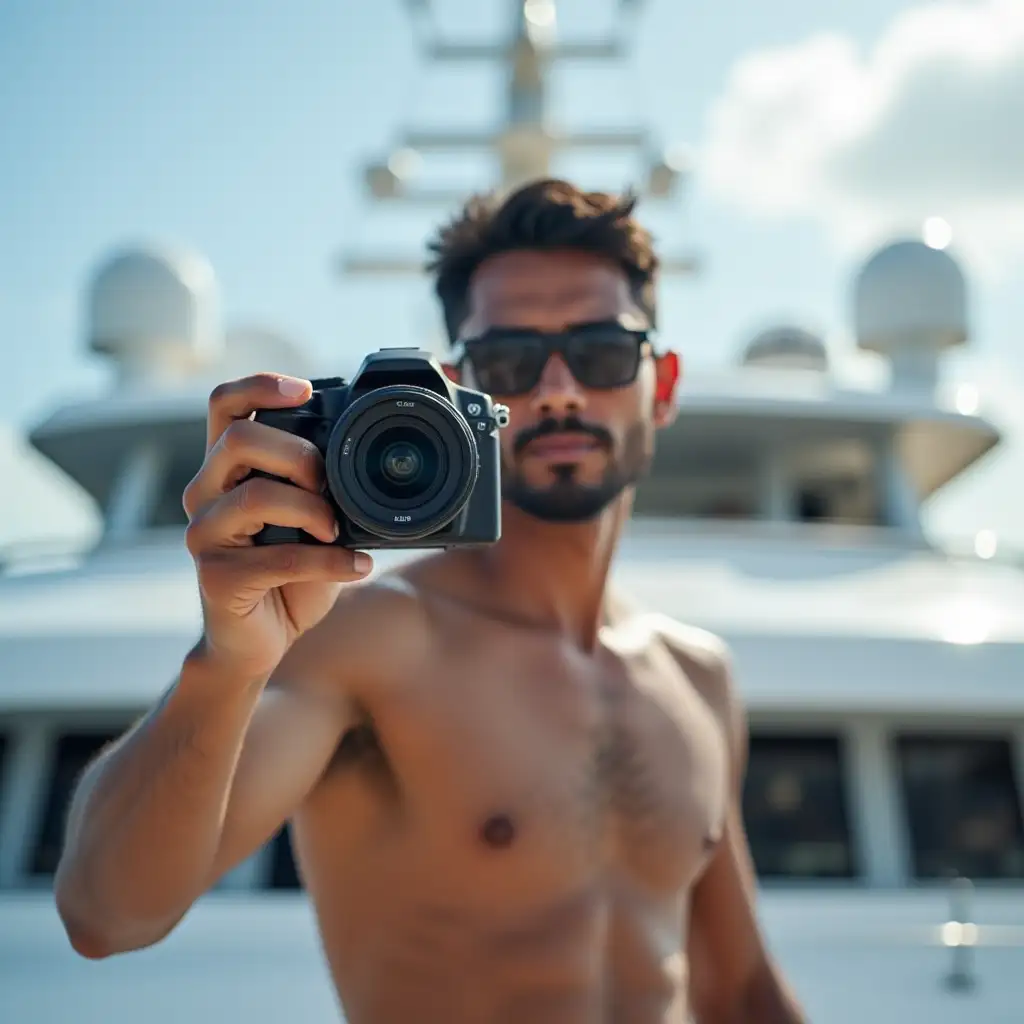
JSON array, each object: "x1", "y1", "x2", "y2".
[{"x1": 446, "y1": 249, "x2": 680, "y2": 523}]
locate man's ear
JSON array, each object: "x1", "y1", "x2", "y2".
[
  {"x1": 653, "y1": 351, "x2": 681, "y2": 428},
  {"x1": 441, "y1": 362, "x2": 461, "y2": 385}
]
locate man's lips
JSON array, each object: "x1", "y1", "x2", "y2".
[{"x1": 523, "y1": 433, "x2": 603, "y2": 457}]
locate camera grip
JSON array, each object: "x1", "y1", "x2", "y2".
[{"x1": 245, "y1": 469, "x2": 322, "y2": 547}]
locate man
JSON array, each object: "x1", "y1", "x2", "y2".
[{"x1": 55, "y1": 179, "x2": 806, "y2": 1023}]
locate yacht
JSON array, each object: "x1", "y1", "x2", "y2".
[{"x1": 1, "y1": 3, "x2": 1022, "y2": 1022}]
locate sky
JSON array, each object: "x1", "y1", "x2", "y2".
[{"x1": 2, "y1": 0, "x2": 1024, "y2": 549}]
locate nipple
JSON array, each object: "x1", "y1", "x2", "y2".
[{"x1": 480, "y1": 814, "x2": 517, "y2": 849}]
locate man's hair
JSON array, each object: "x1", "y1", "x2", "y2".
[{"x1": 426, "y1": 178, "x2": 658, "y2": 343}]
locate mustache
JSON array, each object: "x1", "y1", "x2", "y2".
[{"x1": 512, "y1": 417, "x2": 614, "y2": 457}]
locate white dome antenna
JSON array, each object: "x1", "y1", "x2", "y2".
[
  {"x1": 87, "y1": 244, "x2": 224, "y2": 385},
  {"x1": 853, "y1": 239, "x2": 968, "y2": 395},
  {"x1": 741, "y1": 325, "x2": 829, "y2": 373},
  {"x1": 219, "y1": 326, "x2": 316, "y2": 381}
]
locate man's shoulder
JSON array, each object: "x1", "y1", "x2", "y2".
[
  {"x1": 655, "y1": 615, "x2": 747, "y2": 769},
  {"x1": 278, "y1": 563, "x2": 439, "y2": 693},
  {"x1": 324, "y1": 566, "x2": 435, "y2": 653},
  {"x1": 607, "y1": 599, "x2": 741, "y2": 740},
  {"x1": 606, "y1": 595, "x2": 732, "y2": 683},
  {"x1": 651, "y1": 614, "x2": 732, "y2": 681}
]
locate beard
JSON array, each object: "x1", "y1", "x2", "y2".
[{"x1": 501, "y1": 416, "x2": 652, "y2": 524}]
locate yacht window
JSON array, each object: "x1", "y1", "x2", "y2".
[
  {"x1": 743, "y1": 734, "x2": 857, "y2": 879},
  {"x1": 149, "y1": 456, "x2": 198, "y2": 528},
  {"x1": 786, "y1": 438, "x2": 881, "y2": 526},
  {"x1": 268, "y1": 824, "x2": 302, "y2": 889},
  {"x1": 896, "y1": 735, "x2": 1024, "y2": 880},
  {"x1": 30, "y1": 730, "x2": 121, "y2": 876},
  {"x1": 0, "y1": 733, "x2": 7, "y2": 814},
  {"x1": 634, "y1": 468, "x2": 759, "y2": 520},
  {"x1": 796, "y1": 489, "x2": 830, "y2": 522}
]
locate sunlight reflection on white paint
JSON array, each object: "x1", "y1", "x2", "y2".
[
  {"x1": 954, "y1": 383, "x2": 980, "y2": 415},
  {"x1": 923, "y1": 216, "x2": 953, "y2": 251},
  {"x1": 974, "y1": 529, "x2": 998, "y2": 560},
  {"x1": 939, "y1": 602, "x2": 993, "y2": 645}
]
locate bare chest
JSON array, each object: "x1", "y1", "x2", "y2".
[{"x1": 378, "y1": 633, "x2": 730, "y2": 896}]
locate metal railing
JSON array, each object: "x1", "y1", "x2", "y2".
[{"x1": 2, "y1": 524, "x2": 1023, "y2": 577}]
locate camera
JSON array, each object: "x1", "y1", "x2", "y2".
[{"x1": 251, "y1": 347, "x2": 509, "y2": 550}]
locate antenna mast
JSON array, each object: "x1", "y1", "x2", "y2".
[{"x1": 338, "y1": 0, "x2": 699, "y2": 278}]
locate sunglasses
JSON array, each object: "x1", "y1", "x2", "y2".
[{"x1": 452, "y1": 318, "x2": 653, "y2": 398}]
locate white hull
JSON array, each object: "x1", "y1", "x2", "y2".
[{"x1": 3, "y1": 890, "x2": 1022, "y2": 1023}]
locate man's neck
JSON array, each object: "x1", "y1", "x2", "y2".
[{"x1": 470, "y1": 493, "x2": 633, "y2": 651}]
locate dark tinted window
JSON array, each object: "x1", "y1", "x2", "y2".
[
  {"x1": 0, "y1": 733, "x2": 8, "y2": 816},
  {"x1": 743, "y1": 734, "x2": 857, "y2": 879},
  {"x1": 896, "y1": 735, "x2": 1024, "y2": 880},
  {"x1": 31, "y1": 731, "x2": 120, "y2": 876},
  {"x1": 150, "y1": 453, "x2": 201, "y2": 528},
  {"x1": 786, "y1": 437, "x2": 882, "y2": 526},
  {"x1": 268, "y1": 825, "x2": 302, "y2": 890}
]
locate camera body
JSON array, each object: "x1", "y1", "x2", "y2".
[{"x1": 252, "y1": 348, "x2": 509, "y2": 550}]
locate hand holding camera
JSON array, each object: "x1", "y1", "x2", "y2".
[
  {"x1": 182, "y1": 348, "x2": 508, "y2": 677},
  {"x1": 250, "y1": 347, "x2": 507, "y2": 549},
  {"x1": 182, "y1": 373, "x2": 375, "y2": 678}
]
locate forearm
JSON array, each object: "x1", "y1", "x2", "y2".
[{"x1": 54, "y1": 642, "x2": 267, "y2": 953}]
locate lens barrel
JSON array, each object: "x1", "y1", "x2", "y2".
[{"x1": 325, "y1": 385, "x2": 478, "y2": 541}]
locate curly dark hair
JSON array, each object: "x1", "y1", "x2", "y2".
[{"x1": 426, "y1": 178, "x2": 659, "y2": 343}]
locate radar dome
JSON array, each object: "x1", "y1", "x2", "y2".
[
  {"x1": 854, "y1": 239, "x2": 967, "y2": 391},
  {"x1": 741, "y1": 326, "x2": 829, "y2": 372},
  {"x1": 87, "y1": 244, "x2": 223, "y2": 384},
  {"x1": 218, "y1": 327, "x2": 316, "y2": 381}
]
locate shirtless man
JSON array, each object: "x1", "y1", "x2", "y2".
[{"x1": 55, "y1": 179, "x2": 806, "y2": 1023}]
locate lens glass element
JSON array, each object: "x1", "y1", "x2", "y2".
[{"x1": 364, "y1": 426, "x2": 439, "y2": 501}]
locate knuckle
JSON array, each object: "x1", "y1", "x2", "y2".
[
  {"x1": 294, "y1": 434, "x2": 319, "y2": 459},
  {"x1": 208, "y1": 379, "x2": 237, "y2": 409},
  {"x1": 233, "y1": 477, "x2": 263, "y2": 513},
  {"x1": 220, "y1": 419, "x2": 252, "y2": 453},
  {"x1": 264, "y1": 545, "x2": 303, "y2": 577},
  {"x1": 183, "y1": 520, "x2": 204, "y2": 556},
  {"x1": 299, "y1": 439, "x2": 325, "y2": 476},
  {"x1": 181, "y1": 475, "x2": 200, "y2": 517},
  {"x1": 209, "y1": 374, "x2": 276, "y2": 410}
]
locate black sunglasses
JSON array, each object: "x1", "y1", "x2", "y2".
[{"x1": 452, "y1": 318, "x2": 653, "y2": 397}]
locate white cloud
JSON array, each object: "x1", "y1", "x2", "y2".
[{"x1": 699, "y1": 0, "x2": 1024, "y2": 270}]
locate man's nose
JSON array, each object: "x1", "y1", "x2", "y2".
[{"x1": 529, "y1": 354, "x2": 586, "y2": 419}]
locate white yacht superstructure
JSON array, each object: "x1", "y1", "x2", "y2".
[{"x1": 1, "y1": 4, "x2": 1022, "y2": 1023}]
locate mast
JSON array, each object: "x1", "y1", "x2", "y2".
[
  {"x1": 25, "y1": 1, "x2": 701, "y2": 552},
  {"x1": 338, "y1": 0, "x2": 699, "y2": 278}
]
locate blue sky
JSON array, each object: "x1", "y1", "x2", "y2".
[{"x1": 3, "y1": 0, "x2": 1024, "y2": 546}]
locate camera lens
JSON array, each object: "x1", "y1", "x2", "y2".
[
  {"x1": 326, "y1": 384, "x2": 479, "y2": 542},
  {"x1": 383, "y1": 444, "x2": 419, "y2": 482},
  {"x1": 365, "y1": 427, "x2": 438, "y2": 500}
]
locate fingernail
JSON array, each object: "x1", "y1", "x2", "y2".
[
  {"x1": 278, "y1": 377, "x2": 309, "y2": 398},
  {"x1": 353, "y1": 552, "x2": 373, "y2": 575}
]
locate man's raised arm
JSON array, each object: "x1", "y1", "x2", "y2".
[{"x1": 53, "y1": 373, "x2": 374, "y2": 958}]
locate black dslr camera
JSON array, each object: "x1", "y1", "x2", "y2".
[{"x1": 252, "y1": 348, "x2": 509, "y2": 549}]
